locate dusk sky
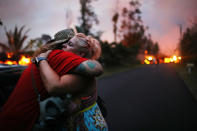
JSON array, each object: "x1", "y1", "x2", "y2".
[{"x1": 0, "y1": 0, "x2": 197, "y2": 55}]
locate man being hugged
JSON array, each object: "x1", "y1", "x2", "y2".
[{"x1": 0, "y1": 29, "x2": 108, "y2": 131}]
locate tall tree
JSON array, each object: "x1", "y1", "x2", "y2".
[
  {"x1": 0, "y1": 18, "x2": 3, "y2": 26},
  {"x1": 119, "y1": 0, "x2": 146, "y2": 48},
  {"x1": 180, "y1": 18, "x2": 197, "y2": 64},
  {"x1": 0, "y1": 18, "x2": 4, "y2": 49},
  {"x1": 0, "y1": 26, "x2": 29, "y2": 53},
  {"x1": 0, "y1": 26, "x2": 33, "y2": 61},
  {"x1": 112, "y1": 12, "x2": 119, "y2": 42},
  {"x1": 152, "y1": 42, "x2": 159, "y2": 55},
  {"x1": 79, "y1": 0, "x2": 99, "y2": 35}
]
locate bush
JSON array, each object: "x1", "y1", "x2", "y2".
[{"x1": 99, "y1": 41, "x2": 139, "y2": 67}]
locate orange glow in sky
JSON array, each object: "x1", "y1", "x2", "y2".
[{"x1": 0, "y1": 0, "x2": 196, "y2": 56}]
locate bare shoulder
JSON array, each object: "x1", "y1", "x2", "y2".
[{"x1": 72, "y1": 60, "x2": 103, "y2": 77}]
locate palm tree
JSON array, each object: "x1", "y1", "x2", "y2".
[
  {"x1": 23, "y1": 34, "x2": 51, "y2": 52},
  {"x1": 0, "y1": 25, "x2": 30, "y2": 61}
]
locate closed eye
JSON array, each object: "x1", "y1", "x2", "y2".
[{"x1": 68, "y1": 41, "x2": 73, "y2": 46}]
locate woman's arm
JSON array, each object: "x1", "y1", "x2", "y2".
[{"x1": 39, "y1": 60, "x2": 95, "y2": 95}]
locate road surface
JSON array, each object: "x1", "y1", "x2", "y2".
[{"x1": 98, "y1": 64, "x2": 197, "y2": 131}]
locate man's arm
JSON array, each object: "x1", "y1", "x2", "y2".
[
  {"x1": 39, "y1": 60, "x2": 95, "y2": 95},
  {"x1": 34, "y1": 50, "x2": 103, "y2": 77},
  {"x1": 72, "y1": 60, "x2": 103, "y2": 77},
  {"x1": 36, "y1": 50, "x2": 100, "y2": 95}
]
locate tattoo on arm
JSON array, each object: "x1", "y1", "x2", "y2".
[{"x1": 72, "y1": 60, "x2": 103, "y2": 77}]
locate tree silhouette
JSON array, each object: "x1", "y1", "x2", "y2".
[
  {"x1": 112, "y1": 12, "x2": 119, "y2": 42},
  {"x1": 0, "y1": 25, "x2": 30, "y2": 61},
  {"x1": 0, "y1": 18, "x2": 3, "y2": 26},
  {"x1": 119, "y1": 0, "x2": 146, "y2": 47},
  {"x1": 103, "y1": 0, "x2": 159, "y2": 66},
  {"x1": 180, "y1": 18, "x2": 197, "y2": 64},
  {"x1": 23, "y1": 34, "x2": 51, "y2": 51},
  {"x1": 78, "y1": 0, "x2": 99, "y2": 35},
  {"x1": 152, "y1": 42, "x2": 159, "y2": 55}
]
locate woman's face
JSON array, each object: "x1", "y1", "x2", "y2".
[{"x1": 62, "y1": 36, "x2": 80, "y2": 54}]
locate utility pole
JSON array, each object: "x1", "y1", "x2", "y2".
[
  {"x1": 179, "y1": 24, "x2": 182, "y2": 56},
  {"x1": 179, "y1": 24, "x2": 182, "y2": 38},
  {"x1": 112, "y1": 0, "x2": 119, "y2": 43},
  {"x1": 0, "y1": 18, "x2": 3, "y2": 26}
]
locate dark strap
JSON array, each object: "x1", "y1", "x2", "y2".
[{"x1": 31, "y1": 64, "x2": 41, "y2": 102}]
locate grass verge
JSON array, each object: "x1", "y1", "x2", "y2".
[
  {"x1": 173, "y1": 64, "x2": 197, "y2": 100},
  {"x1": 98, "y1": 64, "x2": 142, "y2": 78}
]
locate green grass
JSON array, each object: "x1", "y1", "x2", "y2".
[
  {"x1": 173, "y1": 64, "x2": 197, "y2": 100},
  {"x1": 98, "y1": 64, "x2": 142, "y2": 78}
]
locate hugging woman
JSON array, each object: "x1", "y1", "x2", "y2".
[{"x1": 0, "y1": 29, "x2": 108, "y2": 131}]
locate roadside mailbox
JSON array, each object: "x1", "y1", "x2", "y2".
[{"x1": 186, "y1": 63, "x2": 194, "y2": 74}]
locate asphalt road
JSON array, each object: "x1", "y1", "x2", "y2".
[{"x1": 98, "y1": 64, "x2": 197, "y2": 131}]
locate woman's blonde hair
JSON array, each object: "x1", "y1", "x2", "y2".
[
  {"x1": 75, "y1": 33, "x2": 101, "y2": 60},
  {"x1": 34, "y1": 33, "x2": 101, "y2": 60}
]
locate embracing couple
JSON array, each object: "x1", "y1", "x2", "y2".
[{"x1": 0, "y1": 29, "x2": 108, "y2": 131}]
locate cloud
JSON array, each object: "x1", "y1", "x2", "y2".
[
  {"x1": 0, "y1": 0, "x2": 81, "y2": 43},
  {"x1": 140, "y1": 0, "x2": 197, "y2": 55},
  {"x1": 152, "y1": 0, "x2": 197, "y2": 24},
  {"x1": 0, "y1": 0, "x2": 196, "y2": 55}
]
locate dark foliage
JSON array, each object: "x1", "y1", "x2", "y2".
[
  {"x1": 78, "y1": 0, "x2": 99, "y2": 35},
  {"x1": 106, "y1": 0, "x2": 159, "y2": 66},
  {"x1": 112, "y1": 12, "x2": 119, "y2": 42},
  {"x1": 180, "y1": 23, "x2": 197, "y2": 65},
  {"x1": 100, "y1": 41, "x2": 140, "y2": 67}
]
